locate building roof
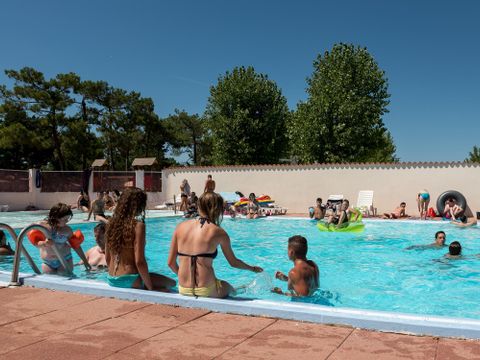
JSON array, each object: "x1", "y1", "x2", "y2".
[
  {"x1": 132, "y1": 157, "x2": 158, "y2": 167},
  {"x1": 91, "y1": 159, "x2": 107, "y2": 168}
]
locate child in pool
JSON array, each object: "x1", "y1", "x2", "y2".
[
  {"x1": 445, "y1": 241, "x2": 462, "y2": 259},
  {"x1": 0, "y1": 230, "x2": 15, "y2": 256},
  {"x1": 272, "y1": 235, "x2": 319, "y2": 297},
  {"x1": 37, "y1": 203, "x2": 76, "y2": 274},
  {"x1": 78, "y1": 223, "x2": 107, "y2": 268}
]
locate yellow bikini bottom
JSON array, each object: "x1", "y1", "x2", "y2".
[{"x1": 178, "y1": 279, "x2": 222, "y2": 297}]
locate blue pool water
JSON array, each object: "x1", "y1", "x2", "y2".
[{"x1": 1, "y1": 216, "x2": 480, "y2": 320}]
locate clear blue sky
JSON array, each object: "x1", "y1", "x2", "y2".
[{"x1": 1, "y1": 0, "x2": 479, "y2": 161}]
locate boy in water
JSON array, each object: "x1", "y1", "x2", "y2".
[
  {"x1": 406, "y1": 230, "x2": 447, "y2": 250},
  {"x1": 79, "y1": 223, "x2": 107, "y2": 268},
  {"x1": 445, "y1": 241, "x2": 462, "y2": 259},
  {"x1": 309, "y1": 198, "x2": 325, "y2": 220},
  {"x1": 272, "y1": 235, "x2": 319, "y2": 296}
]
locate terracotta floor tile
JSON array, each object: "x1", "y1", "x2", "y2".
[
  {"x1": 0, "y1": 287, "x2": 95, "y2": 325},
  {"x1": 0, "y1": 328, "x2": 45, "y2": 355},
  {"x1": 2, "y1": 297, "x2": 147, "y2": 336},
  {"x1": 329, "y1": 329, "x2": 438, "y2": 360},
  {"x1": 120, "y1": 312, "x2": 276, "y2": 360},
  {"x1": 436, "y1": 338, "x2": 480, "y2": 360},
  {"x1": 218, "y1": 320, "x2": 353, "y2": 360}
]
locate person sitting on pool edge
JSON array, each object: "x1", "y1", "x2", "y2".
[
  {"x1": 167, "y1": 191, "x2": 263, "y2": 298},
  {"x1": 382, "y1": 202, "x2": 408, "y2": 219},
  {"x1": 272, "y1": 235, "x2": 319, "y2": 297},
  {"x1": 105, "y1": 187, "x2": 176, "y2": 291},
  {"x1": 309, "y1": 198, "x2": 325, "y2": 220},
  {"x1": 78, "y1": 223, "x2": 107, "y2": 268},
  {"x1": 445, "y1": 241, "x2": 462, "y2": 259},
  {"x1": 406, "y1": 230, "x2": 447, "y2": 250},
  {"x1": 443, "y1": 198, "x2": 464, "y2": 221},
  {"x1": 0, "y1": 230, "x2": 15, "y2": 256}
]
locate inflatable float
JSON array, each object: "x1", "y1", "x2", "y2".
[
  {"x1": 317, "y1": 212, "x2": 365, "y2": 233},
  {"x1": 234, "y1": 195, "x2": 274, "y2": 207},
  {"x1": 436, "y1": 190, "x2": 467, "y2": 216}
]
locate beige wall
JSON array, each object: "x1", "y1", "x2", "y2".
[{"x1": 163, "y1": 163, "x2": 480, "y2": 215}]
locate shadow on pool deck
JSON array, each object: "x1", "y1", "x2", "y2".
[{"x1": 0, "y1": 286, "x2": 479, "y2": 360}]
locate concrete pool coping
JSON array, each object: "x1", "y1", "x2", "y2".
[{"x1": 1, "y1": 271, "x2": 479, "y2": 340}]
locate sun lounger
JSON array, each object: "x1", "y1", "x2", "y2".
[{"x1": 356, "y1": 190, "x2": 376, "y2": 217}]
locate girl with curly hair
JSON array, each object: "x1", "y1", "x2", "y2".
[
  {"x1": 168, "y1": 192, "x2": 263, "y2": 298},
  {"x1": 105, "y1": 187, "x2": 175, "y2": 291}
]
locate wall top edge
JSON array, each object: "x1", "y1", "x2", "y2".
[{"x1": 163, "y1": 161, "x2": 480, "y2": 173}]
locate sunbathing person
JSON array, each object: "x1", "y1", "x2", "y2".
[
  {"x1": 445, "y1": 241, "x2": 462, "y2": 259},
  {"x1": 76, "y1": 190, "x2": 90, "y2": 212},
  {"x1": 78, "y1": 223, "x2": 107, "y2": 268},
  {"x1": 106, "y1": 187, "x2": 175, "y2": 291},
  {"x1": 272, "y1": 235, "x2": 319, "y2": 297},
  {"x1": 406, "y1": 231, "x2": 447, "y2": 250},
  {"x1": 382, "y1": 202, "x2": 408, "y2": 219},
  {"x1": 309, "y1": 198, "x2": 325, "y2": 220},
  {"x1": 167, "y1": 192, "x2": 263, "y2": 298},
  {"x1": 0, "y1": 230, "x2": 15, "y2": 256},
  {"x1": 443, "y1": 198, "x2": 463, "y2": 220}
]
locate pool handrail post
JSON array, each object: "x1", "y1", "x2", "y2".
[{"x1": 0, "y1": 223, "x2": 41, "y2": 285}]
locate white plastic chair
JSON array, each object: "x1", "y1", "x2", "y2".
[{"x1": 356, "y1": 190, "x2": 375, "y2": 217}]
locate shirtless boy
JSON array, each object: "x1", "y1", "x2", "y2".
[
  {"x1": 309, "y1": 198, "x2": 325, "y2": 220},
  {"x1": 79, "y1": 223, "x2": 107, "y2": 268},
  {"x1": 204, "y1": 175, "x2": 216, "y2": 193},
  {"x1": 272, "y1": 235, "x2": 319, "y2": 296},
  {"x1": 382, "y1": 202, "x2": 407, "y2": 219}
]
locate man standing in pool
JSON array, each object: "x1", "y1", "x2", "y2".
[
  {"x1": 272, "y1": 235, "x2": 319, "y2": 296},
  {"x1": 406, "y1": 230, "x2": 447, "y2": 250}
]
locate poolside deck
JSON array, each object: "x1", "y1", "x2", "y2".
[{"x1": 1, "y1": 286, "x2": 479, "y2": 359}]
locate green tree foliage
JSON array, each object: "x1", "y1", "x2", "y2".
[
  {"x1": 465, "y1": 146, "x2": 480, "y2": 162},
  {"x1": 0, "y1": 67, "x2": 174, "y2": 170},
  {"x1": 164, "y1": 110, "x2": 212, "y2": 165},
  {"x1": 0, "y1": 102, "x2": 52, "y2": 169},
  {"x1": 288, "y1": 43, "x2": 397, "y2": 163},
  {"x1": 205, "y1": 66, "x2": 289, "y2": 165}
]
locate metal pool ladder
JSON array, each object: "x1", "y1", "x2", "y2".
[{"x1": 0, "y1": 223, "x2": 73, "y2": 286}]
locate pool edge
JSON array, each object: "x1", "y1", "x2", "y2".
[{"x1": 1, "y1": 271, "x2": 479, "y2": 340}]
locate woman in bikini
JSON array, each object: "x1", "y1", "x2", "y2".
[
  {"x1": 105, "y1": 187, "x2": 175, "y2": 291},
  {"x1": 246, "y1": 193, "x2": 262, "y2": 219},
  {"x1": 168, "y1": 192, "x2": 263, "y2": 298}
]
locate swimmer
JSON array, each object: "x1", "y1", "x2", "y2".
[
  {"x1": 453, "y1": 215, "x2": 478, "y2": 227},
  {"x1": 382, "y1": 202, "x2": 408, "y2": 219},
  {"x1": 417, "y1": 190, "x2": 430, "y2": 220},
  {"x1": 309, "y1": 198, "x2": 325, "y2": 220},
  {"x1": 0, "y1": 230, "x2": 15, "y2": 256},
  {"x1": 78, "y1": 223, "x2": 107, "y2": 268},
  {"x1": 272, "y1": 235, "x2": 319, "y2": 297},
  {"x1": 86, "y1": 191, "x2": 109, "y2": 223},
  {"x1": 406, "y1": 230, "x2": 447, "y2": 250},
  {"x1": 445, "y1": 241, "x2": 462, "y2": 259}
]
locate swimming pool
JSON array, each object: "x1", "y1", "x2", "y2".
[{"x1": 1, "y1": 216, "x2": 479, "y2": 320}]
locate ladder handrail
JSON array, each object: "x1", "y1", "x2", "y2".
[{"x1": 0, "y1": 223, "x2": 41, "y2": 278}]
